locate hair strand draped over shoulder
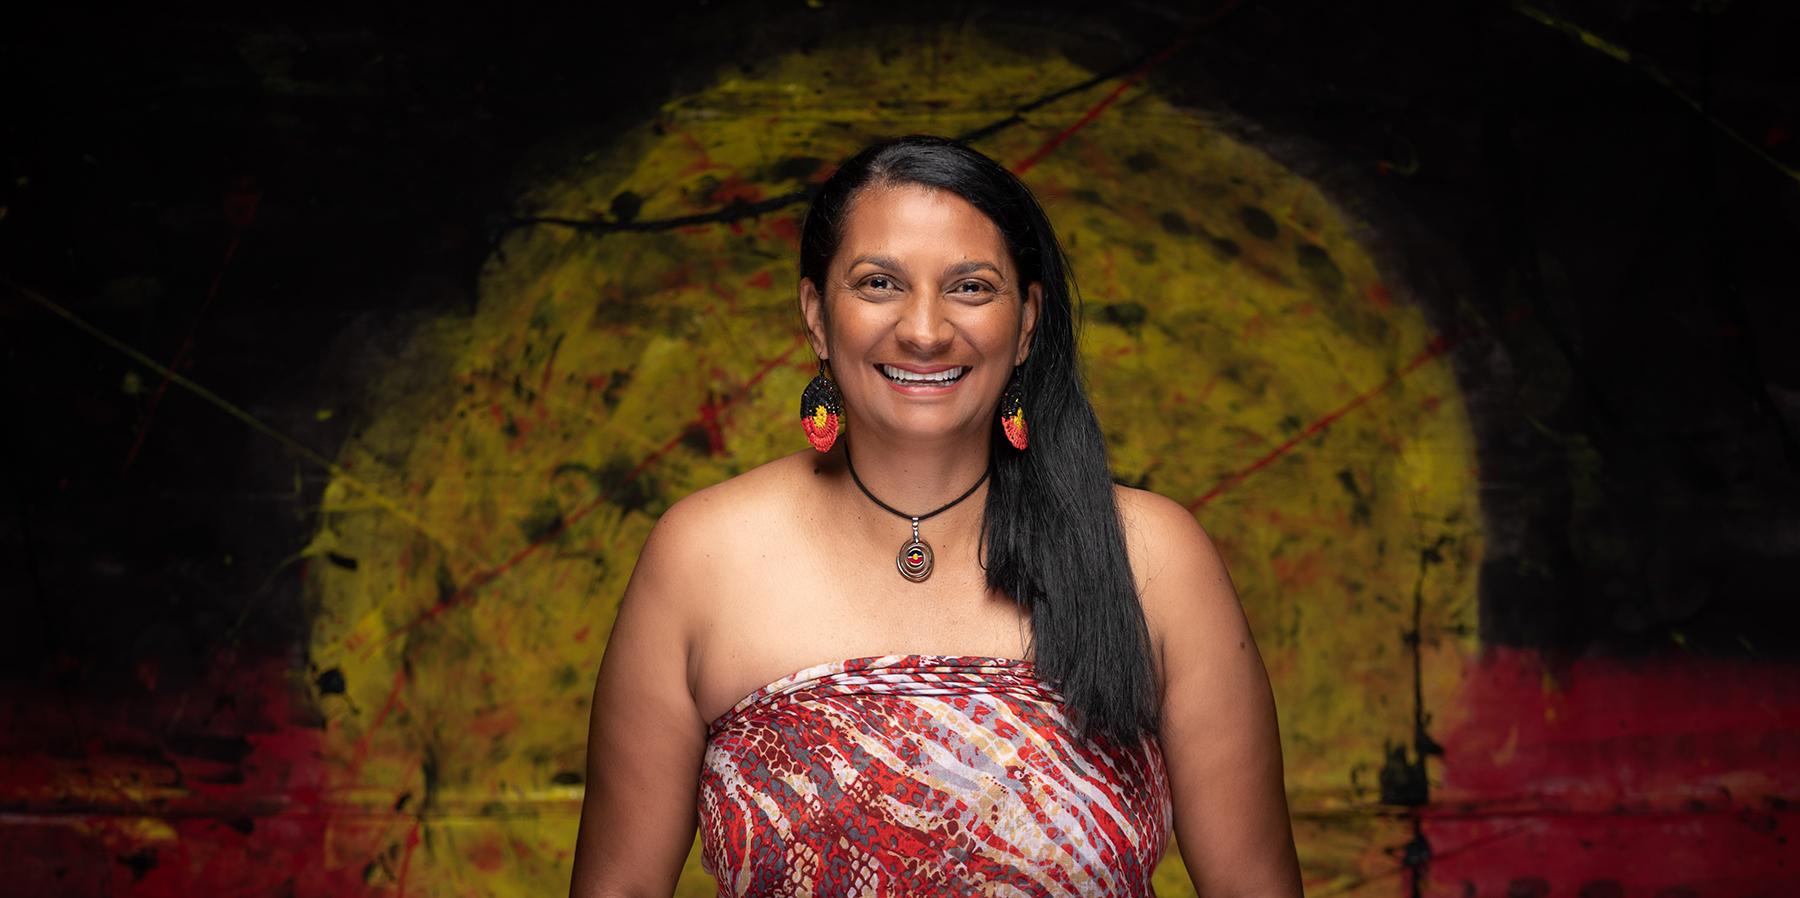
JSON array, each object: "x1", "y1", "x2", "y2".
[{"x1": 798, "y1": 134, "x2": 1160, "y2": 746}]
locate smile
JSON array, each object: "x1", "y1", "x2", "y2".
[{"x1": 879, "y1": 364, "x2": 968, "y2": 386}]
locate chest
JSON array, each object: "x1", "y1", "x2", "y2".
[{"x1": 687, "y1": 529, "x2": 1034, "y2": 729}]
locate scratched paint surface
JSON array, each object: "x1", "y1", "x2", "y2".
[{"x1": 297, "y1": 34, "x2": 1481, "y2": 897}]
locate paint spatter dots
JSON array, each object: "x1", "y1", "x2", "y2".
[
  {"x1": 1100, "y1": 301, "x2": 1148, "y2": 334},
  {"x1": 1297, "y1": 243, "x2": 1345, "y2": 294},
  {"x1": 610, "y1": 190, "x2": 643, "y2": 223},
  {"x1": 1239, "y1": 204, "x2": 1279, "y2": 240}
]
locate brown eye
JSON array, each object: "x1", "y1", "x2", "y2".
[{"x1": 863, "y1": 275, "x2": 896, "y2": 291}]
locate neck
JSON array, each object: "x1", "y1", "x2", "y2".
[{"x1": 834, "y1": 428, "x2": 992, "y2": 531}]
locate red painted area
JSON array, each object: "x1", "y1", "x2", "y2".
[
  {"x1": 706, "y1": 174, "x2": 763, "y2": 206},
  {"x1": 1366, "y1": 281, "x2": 1393, "y2": 310},
  {"x1": 1424, "y1": 646, "x2": 1800, "y2": 896},
  {"x1": 0, "y1": 657, "x2": 377, "y2": 897},
  {"x1": 467, "y1": 831, "x2": 507, "y2": 872},
  {"x1": 767, "y1": 214, "x2": 801, "y2": 248}
]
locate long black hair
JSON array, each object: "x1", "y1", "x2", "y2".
[{"x1": 798, "y1": 134, "x2": 1159, "y2": 746}]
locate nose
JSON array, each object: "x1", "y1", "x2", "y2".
[{"x1": 894, "y1": 291, "x2": 954, "y2": 356}]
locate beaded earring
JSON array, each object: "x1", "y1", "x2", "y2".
[
  {"x1": 799, "y1": 359, "x2": 844, "y2": 452},
  {"x1": 999, "y1": 367, "x2": 1028, "y2": 451}
]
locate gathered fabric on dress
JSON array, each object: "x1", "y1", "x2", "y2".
[{"x1": 698, "y1": 654, "x2": 1172, "y2": 897}]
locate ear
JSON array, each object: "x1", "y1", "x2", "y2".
[
  {"x1": 798, "y1": 276, "x2": 830, "y2": 360},
  {"x1": 1015, "y1": 281, "x2": 1043, "y2": 366}
]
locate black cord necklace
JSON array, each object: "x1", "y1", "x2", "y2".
[{"x1": 842, "y1": 439, "x2": 991, "y2": 583}]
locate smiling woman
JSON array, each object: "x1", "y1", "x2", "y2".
[{"x1": 568, "y1": 135, "x2": 1304, "y2": 897}]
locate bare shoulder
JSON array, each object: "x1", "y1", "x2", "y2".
[
  {"x1": 633, "y1": 450, "x2": 815, "y2": 594},
  {"x1": 1111, "y1": 483, "x2": 1231, "y2": 596},
  {"x1": 1111, "y1": 484, "x2": 1242, "y2": 680}
]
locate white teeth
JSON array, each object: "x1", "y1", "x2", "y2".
[{"x1": 881, "y1": 364, "x2": 966, "y2": 384}]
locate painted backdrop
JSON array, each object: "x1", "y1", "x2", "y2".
[{"x1": 4, "y1": 3, "x2": 1797, "y2": 897}]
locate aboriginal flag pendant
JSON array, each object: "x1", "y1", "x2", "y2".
[
  {"x1": 799, "y1": 363, "x2": 843, "y2": 453},
  {"x1": 896, "y1": 517, "x2": 934, "y2": 582}
]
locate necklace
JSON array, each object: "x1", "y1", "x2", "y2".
[{"x1": 842, "y1": 440, "x2": 992, "y2": 583}]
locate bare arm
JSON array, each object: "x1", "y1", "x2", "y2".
[
  {"x1": 569, "y1": 497, "x2": 710, "y2": 898},
  {"x1": 1125, "y1": 489, "x2": 1303, "y2": 897}
]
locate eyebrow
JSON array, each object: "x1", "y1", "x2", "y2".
[{"x1": 847, "y1": 254, "x2": 1004, "y2": 279}]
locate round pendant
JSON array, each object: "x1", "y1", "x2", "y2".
[{"x1": 896, "y1": 537, "x2": 933, "y2": 582}]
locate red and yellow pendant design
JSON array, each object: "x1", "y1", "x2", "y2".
[
  {"x1": 897, "y1": 532, "x2": 933, "y2": 582},
  {"x1": 800, "y1": 371, "x2": 843, "y2": 453},
  {"x1": 1000, "y1": 390, "x2": 1028, "y2": 451}
]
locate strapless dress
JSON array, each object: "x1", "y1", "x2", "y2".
[{"x1": 697, "y1": 653, "x2": 1172, "y2": 897}]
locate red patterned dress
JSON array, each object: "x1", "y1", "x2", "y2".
[{"x1": 698, "y1": 654, "x2": 1173, "y2": 897}]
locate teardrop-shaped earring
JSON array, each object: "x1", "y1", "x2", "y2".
[
  {"x1": 999, "y1": 366, "x2": 1028, "y2": 451},
  {"x1": 799, "y1": 359, "x2": 844, "y2": 452}
]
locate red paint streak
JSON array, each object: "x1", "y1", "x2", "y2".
[
  {"x1": 351, "y1": 667, "x2": 409, "y2": 772},
  {"x1": 1423, "y1": 646, "x2": 1800, "y2": 896},
  {"x1": 676, "y1": 130, "x2": 716, "y2": 176},
  {"x1": 747, "y1": 270, "x2": 774, "y2": 290},
  {"x1": 536, "y1": 339, "x2": 560, "y2": 421},
  {"x1": 1186, "y1": 326, "x2": 1475, "y2": 510},
  {"x1": 697, "y1": 395, "x2": 727, "y2": 455},
  {"x1": 121, "y1": 177, "x2": 261, "y2": 477},
  {"x1": 396, "y1": 820, "x2": 421, "y2": 897},
  {"x1": 465, "y1": 707, "x2": 520, "y2": 741},
  {"x1": 1011, "y1": 1, "x2": 1240, "y2": 175}
]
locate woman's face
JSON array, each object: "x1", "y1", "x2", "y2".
[{"x1": 799, "y1": 182, "x2": 1042, "y2": 448}]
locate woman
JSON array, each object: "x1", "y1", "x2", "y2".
[{"x1": 569, "y1": 134, "x2": 1302, "y2": 897}]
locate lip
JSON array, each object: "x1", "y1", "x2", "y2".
[{"x1": 876, "y1": 363, "x2": 970, "y2": 394}]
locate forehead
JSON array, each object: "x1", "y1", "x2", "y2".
[{"x1": 836, "y1": 183, "x2": 1011, "y2": 272}]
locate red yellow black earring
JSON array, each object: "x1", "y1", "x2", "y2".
[
  {"x1": 800, "y1": 359, "x2": 844, "y2": 452},
  {"x1": 999, "y1": 367, "x2": 1028, "y2": 451}
]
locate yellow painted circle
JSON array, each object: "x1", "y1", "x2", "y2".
[{"x1": 307, "y1": 36, "x2": 1481, "y2": 896}]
